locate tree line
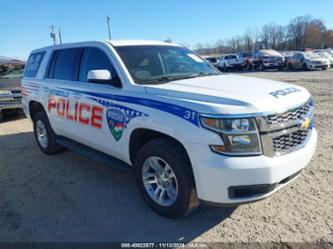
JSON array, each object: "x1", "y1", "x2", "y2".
[{"x1": 194, "y1": 15, "x2": 333, "y2": 55}]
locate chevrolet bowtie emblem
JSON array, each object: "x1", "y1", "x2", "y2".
[{"x1": 300, "y1": 117, "x2": 312, "y2": 129}]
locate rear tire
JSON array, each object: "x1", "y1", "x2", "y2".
[
  {"x1": 33, "y1": 111, "x2": 64, "y2": 155},
  {"x1": 134, "y1": 138, "x2": 199, "y2": 218}
]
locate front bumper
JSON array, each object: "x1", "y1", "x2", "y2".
[
  {"x1": 187, "y1": 128, "x2": 317, "y2": 205},
  {"x1": 229, "y1": 63, "x2": 244, "y2": 68},
  {"x1": 0, "y1": 100, "x2": 22, "y2": 111},
  {"x1": 263, "y1": 62, "x2": 284, "y2": 69},
  {"x1": 308, "y1": 63, "x2": 328, "y2": 70}
]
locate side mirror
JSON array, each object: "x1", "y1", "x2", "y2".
[{"x1": 87, "y1": 69, "x2": 113, "y2": 83}]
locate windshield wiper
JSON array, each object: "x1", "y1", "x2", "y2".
[{"x1": 142, "y1": 72, "x2": 218, "y2": 85}]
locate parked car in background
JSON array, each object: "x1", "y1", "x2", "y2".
[
  {"x1": 247, "y1": 50, "x2": 284, "y2": 71},
  {"x1": 321, "y1": 48, "x2": 333, "y2": 57},
  {"x1": 219, "y1": 54, "x2": 244, "y2": 71},
  {"x1": 280, "y1": 51, "x2": 295, "y2": 68},
  {"x1": 313, "y1": 51, "x2": 333, "y2": 68},
  {"x1": 204, "y1": 56, "x2": 220, "y2": 69},
  {"x1": 0, "y1": 59, "x2": 24, "y2": 121},
  {"x1": 236, "y1": 51, "x2": 253, "y2": 67},
  {"x1": 287, "y1": 51, "x2": 329, "y2": 70}
]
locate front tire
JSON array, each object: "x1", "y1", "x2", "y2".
[
  {"x1": 134, "y1": 138, "x2": 199, "y2": 218},
  {"x1": 33, "y1": 111, "x2": 64, "y2": 155},
  {"x1": 303, "y1": 63, "x2": 309, "y2": 71},
  {"x1": 259, "y1": 63, "x2": 264, "y2": 71}
]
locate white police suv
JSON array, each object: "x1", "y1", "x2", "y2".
[{"x1": 22, "y1": 40, "x2": 317, "y2": 218}]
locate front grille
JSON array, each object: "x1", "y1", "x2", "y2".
[
  {"x1": 272, "y1": 129, "x2": 309, "y2": 154},
  {"x1": 259, "y1": 98, "x2": 313, "y2": 157},
  {"x1": 266, "y1": 102, "x2": 311, "y2": 125},
  {"x1": 10, "y1": 90, "x2": 21, "y2": 95}
]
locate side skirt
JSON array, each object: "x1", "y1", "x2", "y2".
[{"x1": 56, "y1": 136, "x2": 132, "y2": 172}]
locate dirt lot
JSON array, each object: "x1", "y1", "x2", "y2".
[{"x1": 0, "y1": 70, "x2": 332, "y2": 246}]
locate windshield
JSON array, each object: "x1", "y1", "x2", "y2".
[
  {"x1": 114, "y1": 45, "x2": 219, "y2": 84},
  {"x1": 304, "y1": 52, "x2": 320, "y2": 59},
  {"x1": 206, "y1": 57, "x2": 218, "y2": 63},
  {"x1": 0, "y1": 62, "x2": 25, "y2": 88},
  {"x1": 318, "y1": 52, "x2": 332, "y2": 59}
]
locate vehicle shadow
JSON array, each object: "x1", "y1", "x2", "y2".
[
  {"x1": 0, "y1": 110, "x2": 26, "y2": 124},
  {"x1": 0, "y1": 131, "x2": 236, "y2": 243}
]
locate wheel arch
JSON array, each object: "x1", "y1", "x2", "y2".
[
  {"x1": 129, "y1": 128, "x2": 191, "y2": 167},
  {"x1": 129, "y1": 127, "x2": 197, "y2": 194},
  {"x1": 29, "y1": 100, "x2": 46, "y2": 119}
]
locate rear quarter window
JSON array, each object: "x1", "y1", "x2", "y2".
[
  {"x1": 48, "y1": 48, "x2": 81, "y2": 81},
  {"x1": 24, "y1": 51, "x2": 45, "y2": 77}
]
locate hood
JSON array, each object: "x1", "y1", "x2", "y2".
[
  {"x1": 144, "y1": 74, "x2": 311, "y2": 115},
  {"x1": 0, "y1": 77, "x2": 22, "y2": 91}
]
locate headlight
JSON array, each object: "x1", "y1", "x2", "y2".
[
  {"x1": 201, "y1": 117, "x2": 257, "y2": 133},
  {"x1": 200, "y1": 116, "x2": 262, "y2": 155}
]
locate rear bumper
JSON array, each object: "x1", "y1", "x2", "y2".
[{"x1": 187, "y1": 128, "x2": 317, "y2": 205}]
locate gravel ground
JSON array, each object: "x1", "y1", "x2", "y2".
[{"x1": 0, "y1": 69, "x2": 332, "y2": 247}]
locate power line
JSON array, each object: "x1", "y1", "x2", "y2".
[
  {"x1": 0, "y1": 20, "x2": 104, "y2": 29},
  {"x1": 0, "y1": 24, "x2": 48, "y2": 29}
]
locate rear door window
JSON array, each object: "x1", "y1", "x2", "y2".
[
  {"x1": 24, "y1": 51, "x2": 45, "y2": 77},
  {"x1": 49, "y1": 48, "x2": 81, "y2": 81}
]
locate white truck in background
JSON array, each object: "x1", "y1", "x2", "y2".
[{"x1": 22, "y1": 40, "x2": 317, "y2": 218}]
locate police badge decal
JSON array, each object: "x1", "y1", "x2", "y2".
[{"x1": 106, "y1": 108, "x2": 126, "y2": 141}]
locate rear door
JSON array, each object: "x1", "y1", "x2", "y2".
[
  {"x1": 294, "y1": 54, "x2": 303, "y2": 69},
  {"x1": 44, "y1": 47, "x2": 82, "y2": 136},
  {"x1": 227, "y1": 55, "x2": 238, "y2": 65}
]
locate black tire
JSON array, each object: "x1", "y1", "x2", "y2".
[
  {"x1": 303, "y1": 63, "x2": 308, "y2": 71},
  {"x1": 32, "y1": 111, "x2": 64, "y2": 155},
  {"x1": 134, "y1": 138, "x2": 199, "y2": 218},
  {"x1": 278, "y1": 66, "x2": 283, "y2": 71},
  {"x1": 0, "y1": 111, "x2": 3, "y2": 122},
  {"x1": 288, "y1": 63, "x2": 293, "y2": 70},
  {"x1": 259, "y1": 63, "x2": 264, "y2": 71}
]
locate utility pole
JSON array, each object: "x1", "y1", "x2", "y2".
[
  {"x1": 58, "y1": 28, "x2": 62, "y2": 44},
  {"x1": 50, "y1": 25, "x2": 56, "y2": 45},
  {"x1": 106, "y1": 16, "x2": 111, "y2": 40}
]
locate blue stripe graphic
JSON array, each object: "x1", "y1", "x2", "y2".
[{"x1": 57, "y1": 87, "x2": 200, "y2": 126}]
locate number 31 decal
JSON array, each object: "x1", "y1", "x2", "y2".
[{"x1": 184, "y1": 110, "x2": 196, "y2": 120}]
